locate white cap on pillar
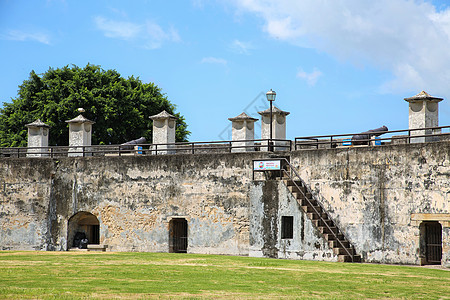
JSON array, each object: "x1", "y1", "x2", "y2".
[
  {"x1": 228, "y1": 112, "x2": 258, "y2": 152},
  {"x1": 26, "y1": 119, "x2": 51, "y2": 157},
  {"x1": 66, "y1": 110, "x2": 95, "y2": 156},
  {"x1": 404, "y1": 91, "x2": 443, "y2": 143},
  {"x1": 149, "y1": 110, "x2": 177, "y2": 154}
]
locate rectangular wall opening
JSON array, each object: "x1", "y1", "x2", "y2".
[
  {"x1": 169, "y1": 218, "x2": 188, "y2": 253},
  {"x1": 281, "y1": 216, "x2": 294, "y2": 239},
  {"x1": 424, "y1": 221, "x2": 442, "y2": 265}
]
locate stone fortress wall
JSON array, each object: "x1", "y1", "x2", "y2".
[
  {"x1": 1, "y1": 142, "x2": 449, "y2": 267},
  {"x1": 0, "y1": 90, "x2": 449, "y2": 267}
]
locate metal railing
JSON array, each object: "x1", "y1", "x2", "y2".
[
  {"x1": 295, "y1": 125, "x2": 450, "y2": 150},
  {"x1": 0, "y1": 138, "x2": 292, "y2": 158},
  {"x1": 2, "y1": 125, "x2": 449, "y2": 158},
  {"x1": 278, "y1": 158, "x2": 358, "y2": 262}
]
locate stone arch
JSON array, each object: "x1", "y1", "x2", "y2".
[{"x1": 67, "y1": 211, "x2": 100, "y2": 249}]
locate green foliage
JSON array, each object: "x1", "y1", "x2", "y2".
[
  {"x1": 0, "y1": 64, "x2": 190, "y2": 147},
  {"x1": 0, "y1": 252, "x2": 449, "y2": 299}
]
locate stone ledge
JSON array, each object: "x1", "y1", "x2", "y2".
[
  {"x1": 411, "y1": 214, "x2": 450, "y2": 227},
  {"x1": 87, "y1": 244, "x2": 108, "y2": 252}
]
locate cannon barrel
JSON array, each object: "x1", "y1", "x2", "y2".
[
  {"x1": 352, "y1": 126, "x2": 388, "y2": 144},
  {"x1": 120, "y1": 137, "x2": 146, "y2": 150}
]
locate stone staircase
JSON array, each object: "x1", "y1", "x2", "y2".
[{"x1": 280, "y1": 161, "x2": 361, "y2": 263}]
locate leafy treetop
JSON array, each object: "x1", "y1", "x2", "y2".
[{"x1": 0, "y1": 64, "x2": 190, "y2": 147}]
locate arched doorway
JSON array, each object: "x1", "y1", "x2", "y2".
[
  {"x1": 169, "y1": 218, "x2": 188, "y2": 253},
  {"x1": 68, "y1": 212, "x2": 100, "y2": 249},
  {"x1": 420, "y1": 221, "x2": 442, "y2": 265}
]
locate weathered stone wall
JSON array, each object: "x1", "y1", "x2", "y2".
[
  {"x1": 249, "y1": 180, "x2": 337, "y2": 261},
  {"x1": 0, "y1": 141, "x2": 449, "y2": 267},
  {"x1": 1, "y1": 153, "x2": 256, "y2": 255},
  {"x1": 0, "y1": 159, "x2": 56, "y2": 250},
  {"x1": 289, "y1": 142, "x2": 450, "y2": 266},
  {"x1": 57, "y1": 153, "x2": 258, "y2": 254}
]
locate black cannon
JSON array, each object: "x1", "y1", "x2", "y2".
[
  {"x1": 352, "y1": 126, "x2": 388, "y2": 145},
  {"x1": 120, "y1": 137, "x2": 147, "y2": 151},
  {"x1": 73, "y1": 231, "x2": 86, "y2": 248}
]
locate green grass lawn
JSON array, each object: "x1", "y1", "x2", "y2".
[{"x1": 0, "y1": 251, "x2": 448, "y2": 299}]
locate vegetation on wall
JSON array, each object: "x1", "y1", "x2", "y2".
[{"x1": 0, "y1": 64, "x2": 190, "y2": 147}]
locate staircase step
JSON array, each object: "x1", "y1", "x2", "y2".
[
  {"x1": 300, "y1": 198, "x2": 318, "y2": 207},
  {"x1": 287, "y1": 185, "x2": 299, "y2": 193},
  {"x1": 338, "y1": 254, "x2": 362, "y2": 263},
  {"x1": 310, "y1": 216, "x2": 333, "y2": 227},
  {"x1": 333, "y1": 247, "x2": 355, "y2": 256},
  {"x1": 313, "y1": 220, "x2": 334, "y2": 228},
  {"x1": 288, "y1": 186, "x2": 307, "y2": 195},
  {"x1": 319, "y1": 226, "x2": 339, "y2": 235},
  {"x1": 289, "y1": 187, "x2": 308, "y2": 196},
  {"x1": 307, "y1": 212, "x2": 321, "y2": 220},
  {"x1": 352, "y1": 255, "x2": 362, "y2": 263},
  {"x1": 302, "y1": 205, "x2": 322, "y2": 214},
  {"x1": 294, "y1": 194, "x2": 314, "y2": 203},
  {"x1": 323, "y1": 233, "x2": 345, "y2": 241},
  {"x1": 292, "y1": 191, "x2": 305, "y2": 200},
  {"x1": 317, "y1": 219, "x2": 334, "y2": 227},
  {"x1": 329, "y1": 240, "x2": 350, "y2": 248},
  {"x1": 287, "y1": 181, "x2": 307, "y2": 191},
  {"x1": 286, "y1": 180, "x2": 301, "y2": 187}
]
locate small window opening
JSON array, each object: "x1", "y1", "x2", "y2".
[{"x1": 281, "y1": 216, "x2": 294, "y2": 239}]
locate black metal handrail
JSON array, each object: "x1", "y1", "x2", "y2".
[
  {"x1": 295, "y1": 125, "x2": 450, "y2": 149},
  {"x1": 0, "y1": 138, "x2": 292, "y2": 158},
  {"x1": 278, "y1": 157, "x2": 357, "y2": 262}
]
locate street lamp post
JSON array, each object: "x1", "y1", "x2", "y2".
[{"x1": 266, "y1": 89, "x2": 276, "y2": 151}]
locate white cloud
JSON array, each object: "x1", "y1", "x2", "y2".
[
  {"x1": 201, "y1": 57, "x2": 228, "y2": 65},
  {"x1": 230, "y1": 39, "x2": 253, "y2": 54},
  {"x1": 231, "y1": 0, "x2": 450, "y2": 96},
  {"x1": 94, "y1": 16, "x2": 180, "y2": 49},
  {"x1": 2, "y1": 30, "x2": 51, "y2": 44},
  {"x1": 94, "y1": 17, "x2": 141, "y2": 40},
  {"x1": 144, "y1": 22, "x2": 180, "y2": 49},
  {"x1": 297, "y1": 68, "x2": 322, "y2": 86}
]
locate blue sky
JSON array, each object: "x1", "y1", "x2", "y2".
[{"x1": 1, "y1": 0, "x2": 450, "y2": 142}]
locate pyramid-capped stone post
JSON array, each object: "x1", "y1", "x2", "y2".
[
  {"x1": 66, "y1": 113, "x2": 95, "y2": 157},
  {"x1": 258, "y1": 106, "x2": 290, "y2": 151},
  {"x1": 150, "y1": 110, "x2": 177, "y2": 155},
  {"x1": 26, "y1": 119, "x2": 51, "y2": 157},
  {"x1": 228, "y1": 112, "x2": 258, "y2": 152},
  {"x1": 404, "y1": 91, "x2": 443, "y2": 143}
]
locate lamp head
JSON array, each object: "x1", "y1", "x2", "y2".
[{"x1": 266, "y1": 89, "x2": 276, "y2": 102}]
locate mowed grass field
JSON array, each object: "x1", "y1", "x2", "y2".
[{"x1": 0, "y1": 251, "x2": 449, "y2": 299}]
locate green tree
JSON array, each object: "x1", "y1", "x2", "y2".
[{"x1": 0, "y1": 64, "x2": 189, "y2": 147}]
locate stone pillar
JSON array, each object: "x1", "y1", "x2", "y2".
[
  {"x1": 26, "y1": 119, "x2": 50, "y2": 157},
  {"x1": 150, "y1": 110, "x2": 177, "y2": 155},
  {"x1": 228, "y1": 112, "x2": 258, "y2": 152},
  {"x1": 258, "y1": 106, "x2": 290, "y2": 151},
  {"x1": 404, "y1": 91, "x2": 443, "y2": 143},
  {"x1": 66, "y1": 112, "x2": 95, "y2": 157}
]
